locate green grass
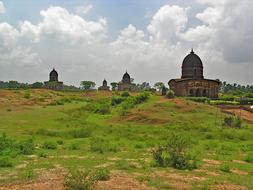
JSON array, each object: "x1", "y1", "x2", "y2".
[{"x1": 0, "y1": 90, "x2": 253, "y2": 189}]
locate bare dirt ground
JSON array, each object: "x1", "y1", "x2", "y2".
[
  {"x1": 222, "y1": 108, "x2": 253, "y2": 124},
  {"x1": 0, "y1": 170, "x2": 154, "y2": 190}
]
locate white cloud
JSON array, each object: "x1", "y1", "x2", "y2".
[
  {"x1": 0, "y1": 1, "x2": 5, "y2": 14},
  {"x1": 1, "y1": 2, "x2": 253, "y2": 85},
  {"x1": 75, "y1": 4, "x2": 93, "y2": 15},
  {"x1": 21, "y1": 6, "x2": 107, "y2": 45},
  {"x1": 0, "y1": 23, "x2": 20, "y2": 48},
  {"x1": 147, "y1": 5, "x2": 188, "y2": 43}
]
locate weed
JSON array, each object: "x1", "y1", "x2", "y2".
[
  {"x1": 219, "y1": 163, "x2": 230, "y2": 173},
  {"x1": 42, "y1": 141, "x2": 57, "y2": 150}
]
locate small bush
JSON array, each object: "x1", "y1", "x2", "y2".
[
  {"x1": 95, "y1": 103, "x2": 111, "y2": 115},
  {"x1": 245, "y1": 154, "x2": 253, "y2": 163},
  {"x1": 111, "y1": 96, "x2": 125, "y2": 106},
  {"x1": 23, "y1": 92, "x2": 31, "y2": 99},
  {"x1": 42, "y1": 141, "x2": 57, "y2": 150},
  {"x1": 0, "y1": 157, "x2": 12, "y2": 167},
  {"x1": 19, "y1": 139, "x2": 35, "y2": 155},
  {"x1": 57, "y1": 140, "x2": 64, "y2": 145},
  {"x1": 219, "y1": 163, "x2": 230, "y2": 173},
  {"x1": 38, "y1": 151, "x2": 48, "y2": 158},
  {"x1": 223, "y1": 116, "x2": 242, "y2": 128},
  {"x1": 187, "y1": 97, "x2": 210, "y2": 103},
  {"x1": 64, "y1": 169, "x2": 95, "y2": 190},
  {"x1": 152, "y1": 133, "x2": 197, "y2": 170},
  {"x1": 166, "y1": 90, "x2": 175, "y2": 99},
  {"x1": 90, "y1": 137, "x2": 108, "y2": 154},
  {"x1": 121, "y1": 91, "x2": 130, "y2": 97},
  {"x1": 91, "y1": 169, "x2": 110, "y2": 181},
  {"x1": 134, "y1": 92, "x2": 150, "y2": 104},
  {"x1": 69, "y1": 128, "x2": 91, "y2": 139}
]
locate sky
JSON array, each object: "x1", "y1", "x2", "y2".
[{"x1": 0, "y1": 0, "x2": 253, "y2": 87}]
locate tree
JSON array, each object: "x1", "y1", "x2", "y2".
[
  {"x1": 80, "y1": 81, "x2": 96, "y2": 90},
  {"x1": 137, "y1": 82, "x2": 151, "y2": 91},
  {"x1": 31, "y1": 82, "x2": 43, "y2": 88},
  {"x1": 154, "y1": 82, "x2": 165, "y2": 91},
  {"x1": 110, "y1": 82, "x2": 118, "y2": 91}
]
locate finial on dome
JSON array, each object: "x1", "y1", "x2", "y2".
[{"x1": 191, "y1": 48, "x2": 194, "y2": 54}]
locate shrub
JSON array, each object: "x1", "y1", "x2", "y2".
[
  {"x1": 42, "y1": 141, "x2": 57, "y2": 150},
  {"x1": 134, "y1": 92, "x2": 150, "y2": 104},
  {"x1": 223, "y1": 116, "x2": 233, "y2": 127},
  {"x1": 166, "y1": 90, "x2": 175, "y2": 99},
  {"x1": 152, "y1": 146, "x2": 165, "y2": 167},
  {"x1": 223, "y1": 116, "x2": 242, "y2": 128},
  {"x1": 219, "y1": 163, "x2": 230, "y2": 173},
  {"x1": 111, "y1": 96, "x2": 125, "y2": 106},
  {"x1": 64, "y1": 169, "x2": 95, "y2": 190},
  {"x1": 0, "y1": 157, "x2": 12, "y2": 167},
  {"x1": 23, "y1": 92, "x2": 31, "y2": 99},
  {"x1": 152, "y1": 133, "x2": 196, "y2": 170},
  {"x1": 38, "y1": 151, "x2": 48, "y2": 158},
  {"x1": 187, "y1": 97, "x2": 210, "y2": 103},
  {"x1": 121, "y1": 91, "x2": 130, "y2": 98},
  {"x1": 69, "y1": 128, "x2": 91, "y2": 139},
  {"x1": 0, "y1": 134, "x2": 14, "y2": 155},
  {"x1": 90, "y1": 137, "x2": 107, "y2": 153},
  {"x1": 91, "y1": 169, "x2": 110, "y2": 181},
  {"x1": 245, "y1": 154, "x2": 253, "y2": 163},
  {"x1": 19, "y1": 139, "x2": 35, "y2": 155},
  {"x1": 95, "y1": 103, "x2": 111, "y2": 115}
]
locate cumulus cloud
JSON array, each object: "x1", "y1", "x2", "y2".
[
  {"x1": 147, "y1": 5, "x2": 188, "y2": 43},
  {"x1": 0, "y1": 1, "x2": 5, "y2": 14},
  {"x1": 21, "y1": 6, "x2": 107, "y2": 45},
  {"x1": 1, "y1": 1, "x2": 253, "y2": 85}
]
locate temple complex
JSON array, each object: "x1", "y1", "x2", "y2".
[
  {"x1": 98, "y1": 79, "x2": 110, "y2": 91},
  {"x1": 168, "y1": 50, "x2": 220, "y2": 99},
  {"x1": 118, "y1": 72, "x2": 137, "y2": 91},
  {"x1": 44, "y1": 68, "x2": 63, "y2": 90}
]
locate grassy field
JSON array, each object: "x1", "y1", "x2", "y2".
[{"x1": 0, "y1": 89, "x2": 253, "y2": 190}]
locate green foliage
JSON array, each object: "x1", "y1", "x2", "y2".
[
  {"x1": 89, "y1": 137, "x2": 118, "y2": 154},
  {"x1": 245, "y1": 154, "x2": 253, "y2": 163},
  {"x1": 38, "y1": 151, "x2": 48, "y2": 158},
  {"x1": 110, "y1": 82, "x2": 118, "y2": 91},
  {"x1": 0, "y1": 133, "x2": 14, "y2": 155},
  {"x1": 80, "y1": 81, "x2": 96, "y2": 90},
  {"x1": 111, "y1": 96, "x2": 125, "y2": 106},
  {"x1": 42, "y1": 141, "x2": 57, "y2": 150},
  {"x1": 0, "y1": 157, "x2": 13, "y2": 167},
  {"x1": 95, "y1": 103, "x2": 111, "y2": 115},
  {"x1": 166, "y1": 90, "x2": 175, "y2": 99},
  {"x1": 90, "y1": 137, "x2": 108, "y2": 154},
  {"x1": 152, "y1": 133, "x2": 197, "y2": 170},
  {"x1": 64, "y1": 169, "x2": 95, "y2": 190},
  {"x1": 154, "y1": 82, "x2": 165, "y2": 91},
  {"x1": 223, "y1": 116, "x2": 242, "y2": 128},
  {"x1": 31, "y1": 82, "x2": 44, "y2": 88},
  {"x1": 209, "y1": 100, "x2": 239, "y2": 105},
  {"x1": 187, "y1": 97, "x2": 210, "y2": 103},
  {"x1": 19, "y1": 139, "x2": 35, "y2": 155},
  {"x1": 219, "y1": 163, "x2": 230, "y2": 173},
  {"x1": 121, "y1": 91, "x2": 130, "y2": 97},
  {"x1": 23, "y1": 92, "x2": 31, "y2": 99},
  {"x1": 91, "y1": 169, "x2": 110, "y2": 181},
  {"x1": 69, "y1": 128, "x2": 92, "y2": 139}
]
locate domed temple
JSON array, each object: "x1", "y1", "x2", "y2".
[
  {"x1": 168, "y1": 50, "x2": 220, "y2": 98},
  {"x1": 118, "y1": 71, "x2": 137, "y2": 91},
  {"x1": 44, "y1": 68, "x2": 63, "y2": 90},
  {"x1": 98, "y1": 79, "x2": 110, "y2": 91}
]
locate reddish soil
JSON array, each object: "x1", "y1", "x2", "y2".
[
  {"x1": 222, "y1": 108, "x2": 253, "y2": 124},
  {"x1": 211, "y1": 183, "x2": 248, "y2": 190}
]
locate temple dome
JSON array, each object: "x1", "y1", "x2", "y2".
[
  {"x1": 49, "y1": 68, "x2": 58, "y2": 82},
  {"x1": 181, "y1": 49, "x2": 204, "y2": 79},
  {"x1": 122, "y1": 72, "x2": 131, "y2": 83}
]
